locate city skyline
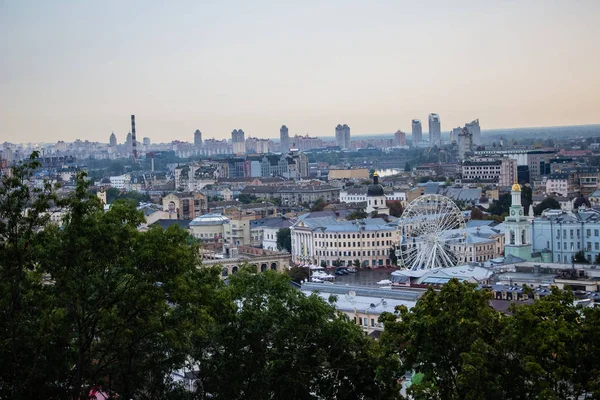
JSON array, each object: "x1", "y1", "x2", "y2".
[{"x1": 1, "y1": 0, "x2": 599, "y2": 143}]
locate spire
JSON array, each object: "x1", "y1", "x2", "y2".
[{"x1": 373, "y1": 171, "x2": 379, "y2": 184}]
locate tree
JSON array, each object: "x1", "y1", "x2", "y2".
[
  {"x1": 521, "y1": 185, "x2": 533, "y2": 216},
  {"x1": 238, "y1": 193, "x2": 257, "y2": 204},
  {"x1": 533, "y1": 197, "x2": 561, "y2": 216},
  {"x1": 332, "y1": 258, "x2": 344, "y2": 267},
  {"x1": 287, "y1": 266, "x2": 309, "y2": 283},
  {"x1": 276, "y1": 228, "x2": 291, "y2": 252},
  {"x1": 37, "y1": 173, "x2": 225, "y2": 399},
  {"x1": 193, "y1": 270, "x2": 383, "y2": 399},
  {"x1": 488, "y1": 193, "x2": 512, "y2": 216},
  {"x1": 470, "y1": 207, "x2": 484, "y2": 220},
  {"x1": 347, "y1": 208, "x2": 368, "y2": 220},
  {"x1": 379, "y1": 279, "x2": 504, "y2": 400},
  {"x1": 404, "y1": 162, "x2": 411, "y2": 172},
  {"x1": 0, "y1": 153, "x2": 58, "y2": 398},
  {"x1": 352, "y1": 259, "x2": 361, "y2": 268},
  {"x1": 105, "y1": 187, "x2": 151, "y2": 205},
  {"x1": 389, "y1": 246, "x2": 398, "y2": 266},
  {"x1": 574, "y1": 250, "x2": 589, "y2": 264},
  {"x1": 501, "y1": 288, "x2": 592, "y2": 398},
  {"x1": 387, "y1": 200, "x2": 404, "y2": 217},
  {"x1": 310, "y1": 197, "x2": 328, "y2": 212}
]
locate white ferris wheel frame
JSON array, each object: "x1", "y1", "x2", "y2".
[{"x1": 398, "y1": 194, "x2": 468, "y2": 270}]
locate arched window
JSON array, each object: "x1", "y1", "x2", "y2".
[
  {"x1": 510, "y1": 230, "x2": 515, "y2": 245},
  {"x1": 521, "y1": 229, "x2": 526, "y2": 245},
  {"x1": 221, "y1": 267, "x2": 228, "y2": 277}
]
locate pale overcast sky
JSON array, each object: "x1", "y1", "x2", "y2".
[{"x1": 1, "y1": 0, "x2": 599, "y2": 144}]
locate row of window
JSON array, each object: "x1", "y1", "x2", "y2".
[
  {"x1": 316, "y1": 249, "x2": 390, "y2": 257},
  {"x1": 315, "y1": 240, "x2": 392, "y2": 248},
  {"x1": 557, "y1": 242, "x2": 600, "y2": 251},
  {"x1": 354, "y1": 316, "x2": 384, "y2": 328},
  {"x1": 557, "y1": 229, "x2": 600, "y2": 238},
  {"x1": 314, "y1": 232, "x2": 394, "y2": 239}
]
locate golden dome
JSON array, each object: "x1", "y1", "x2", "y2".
[{"x1": 512, "y1": 182, "x2": 521, "y2": 192}]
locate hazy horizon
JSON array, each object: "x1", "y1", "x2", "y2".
[{"x1": 2, "y1": 0, "x2": 599, "y2": 143}]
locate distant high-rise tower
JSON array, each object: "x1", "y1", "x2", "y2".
[
  {"x1": 343, "y1": 124, "x2": 350, "y2": 149},
  {"x1": 143, "y1": 137, "x2": 151, "y2": 146},
  {"x1": 232, "y1": 129, "x2": 246, "y2": 154},
  {"x1": 428, "y1": 113, "x2": 441, "y2": 147},
  {"x1": 466, "y1": 119, "x2": 481, "y2": 146},
  {"x1": 451, "y1": 127, "x2": 462, "y2": 143},
  {"x1": 394, "y1": 130, "x2": 406, "y2": 146},
  {"x1": 109, "y1": 132, "x2": 117, "y2": 147},
  {"x1": 280, "y1": 125, "x2": 289, "y2": 153},
  {"x1": 335, "y1": 125, "x2": 344, "y2": 148},
  {"x1": 457, "y1": 127, "x2": 473, "y2": 160},
  {"x1": 194, "y1": 129, "x2": 203, "y2": 147},
  {"x1": 126, "y1": 132, "x2": 132, "y2": 150},
  {"x1": 412, "y1": 119, "x2": 422, "y2": 145},
  {"x1": 335, "y1": 124, "x2": 350, "y2": 149}
]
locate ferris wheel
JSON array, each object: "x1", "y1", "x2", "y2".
[{"x1": 398, "y1": 194, "x2": 468, "y2": 270}]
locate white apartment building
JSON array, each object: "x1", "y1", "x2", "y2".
[
  {"x1": 545, "y1": 174, "x2": 569, "y2": 197},
  {"x1": 109, "y1": 174, "x2": 129, "y2": 190},
  {"x1": 290, "y1": 217, "x2": 401, "y2": 267},
  {"x1": 461, "y1": 157, "x2": 517, "y2": 187}
]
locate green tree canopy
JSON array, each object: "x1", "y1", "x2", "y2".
[
  {"x1": 533, "y1": 197, "x2": 561, "y2": 216},
  {"x1": 487, "y1": 193, "x2": 512, "y2": 216},
  {"x1": 193, "y1": 270, "x2": 383, "y2": 399},
  {"x1": 276, "y1": 227, "x2": 291, "y2": 252},
  {"x1": 387, "y1": 200, "x2": 404, "y2": 217},
  {"x1": 347, "y1": 208, "x2": 368, "y2": 220}
]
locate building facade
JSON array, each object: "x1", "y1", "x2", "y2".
[
  {"x1": 290, "y1": 217, "x2": 401, "y2": 267},
  {"x1": 531, "y1": 208, "x2": 600, "y2": 264},
  {"x1": 394, "y1": 130, "x2": 406, "y2": 146},
  {"x1": 465, "y1": 119, "x2": 481, "y2": 146},
  {"x1": 461, "y1": 157, "x2": 517, "y2": 187},
  {"x1": 231, "y1": 129, "x2": 246, "y2": 155},
  {"x1": 412, "y1": 119, "x2": 422, "y2": 145},
  {"x1": 428, "y1": 113, "x2": 441, "y2": 147},
  {"x1": 162, "y1": 192, "x2": 208, "y2": 220},
  {"x1": 335, "y1": 124, "x2": 351, "y2": 149},
  {"x1": 194, "y1": 129, "x2": 202, "y2": 147},
  {"x1": 280, "y1": 125, "x2": 289, "y2": 153},
  {"x1": 457, "y1": 127, "x2": 473, "y2": 161}
]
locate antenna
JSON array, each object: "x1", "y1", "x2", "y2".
[{"x1": 131, "y1": 115, "x2": 137, "y2": 162}]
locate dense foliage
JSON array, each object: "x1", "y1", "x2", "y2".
[
  {"x1": 2, "y1": 155, "x2": 600, "y2": 399},
  {"x1": 533, "y1": 197, "x2": 562, "y2": 216}
]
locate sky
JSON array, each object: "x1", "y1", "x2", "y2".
[{"x1": 1, "y1": 0, "x2": 599, "y2": 144}]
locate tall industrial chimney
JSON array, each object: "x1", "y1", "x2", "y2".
[{"x1": 131, "y1": 115, "x2": 138, "y2": 162}]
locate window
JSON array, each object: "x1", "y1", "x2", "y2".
[
  {"x1": 371, "y1": 318, "x2": 375, "y2": 327},
  {"x1": 595, "y1": 229, "x2": 599, "y2": 237},
  {"x1": 587, "y1": 229, "x2": 592, "y2": 237},
  {"x1": 596, "y1": 242, "x2": 599, "y2": 250}
]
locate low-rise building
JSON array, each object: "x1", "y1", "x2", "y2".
[
  {"x1": 531, "y1": 208, "x2": 600, "y2": 264},
  {"x1": 162, "y1": 192, "x2": 208, "y2": 220},
  {"x1": 290, "y1": 217, "x2": 400, "y2": 267},
  {"x1": 461, "y1": 157, "x2": 517, "y2": 187}
]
